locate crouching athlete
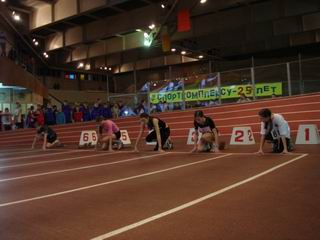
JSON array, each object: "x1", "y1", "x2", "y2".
[
  {"x1": 31, "y1": 124, "x2": 63, "y2": 150},
  {"x1": 134, "y1": 113, "x2": 173, "y2": 152}
]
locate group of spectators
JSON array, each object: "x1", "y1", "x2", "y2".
[{"x1": 0, "y1": 99, "x2": 147, "y2": 131}]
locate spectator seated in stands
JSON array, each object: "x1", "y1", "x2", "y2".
[{"x1": 237, "y1": 93, "x2": 251, "y2": 103}]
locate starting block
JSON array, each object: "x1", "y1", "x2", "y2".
[
  {"x1": 230, "y1": 126, "x2": 255, "y2": 145},
  {"x1": 295, "y1": 124, "x2": 320, "y2": 144},
  {"x1": 79, "y1": 130, "x2": 98, "y2": 148},
  {"x1": 187, "y1": 128, "x2": 203, "y2": 145},
  {"x1": 120, "y1": 130, "x2": 131, "y2": 145}
]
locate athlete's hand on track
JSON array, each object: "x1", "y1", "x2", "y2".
[
  {"x1": 282, "y1": 150, "x2": 292, "y2": 155},
  {"x1": 158, "y1": 149, "x2": 165, "y2": 153},
  {"x1": 214, "y1": 147, "x2": 220, "y2": 153},
  {"x1": 191, "y1": 147, "x2": 197, "y2": 153},
  {"x1": 257, "y1": 149, "x2": 264, "y2": 155}
]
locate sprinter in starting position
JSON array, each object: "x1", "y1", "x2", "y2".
[
  {"x1": 192, "y1": 110, "x2": 224, "y2": 153},
  {"x1": 95, "y1": 116, "x2": 123, "y2": 151},
  {"x1": 134, "y1": 113, "x2": 173, "y2": 152},
  {"x1": 258, "y1": 108, "x2": 293, "y2": 154},
  {"x1": 31, "y1": 124, "x2": 63, "y2": 150}
]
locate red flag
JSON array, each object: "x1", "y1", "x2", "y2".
[{"x1": 177, "y1": 9, "x2": 191, "y2": 32}]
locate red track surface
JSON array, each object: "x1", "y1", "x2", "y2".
[{"x1": 0, "y1": 93, "x2": 320, "y2": 240}]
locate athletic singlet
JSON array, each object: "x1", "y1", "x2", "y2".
[
  {"x1": 194, "y1": 116, "x2": 216, "y2": 134},
  {"x1": 37, "y1": 125, "x2": 56, "y2": 140},
  {"x1": 147, "y1": 117, "x2": 166, "y2": 130},
  {"x1": 100, "y1": 120, "x2": 119, "y2": 135}
]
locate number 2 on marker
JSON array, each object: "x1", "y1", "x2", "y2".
[{"x1": 235, "y1": 130, "x2": 244, "y2": 142}]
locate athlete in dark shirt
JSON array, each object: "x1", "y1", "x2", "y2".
[
  {"x1": 192, "y1": 110, "x2": 221, "y2": 152},
  {"x1": 31, "y1": 124, "x2": 63, "y2": 150},
  {"x1": 134, "y1": 113, "x2": 173, "y2": 152}
]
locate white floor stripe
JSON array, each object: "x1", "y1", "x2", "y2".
[
  {"x1": 0, "y1": 151, "x2": 126, "y2": 169},
  {"x1": 90, "y1": 153, "x2": 308, "y2": 240},
  {"x1": 0, "y1": 149, "x2": 86, "y2": 162},
  {"x1": 0, "y1": 154, "x2": 231, "y2": 208},
  {"x1": 0, "y1": 153, "x2": 171, "y2": 183}
]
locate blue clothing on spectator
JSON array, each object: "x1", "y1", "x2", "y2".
[
  {"x1": 80, "y1": 106, "x2": 91, "y2": 122},
  {"x1": 55, "y1": 112, "x2": 66, "y2": 125},
  {"x1": 45, "y1": 108, "x2": 56, "y2": 125},
  {"x1": 62, "y1": 104, "x2": 72, "y2": 123},
  {"x1": 91, "y1": 106, "x2": 101, "y2": 120},
  {"x1": 102, "y1": 106, "x2": 112, "y2": 119}
]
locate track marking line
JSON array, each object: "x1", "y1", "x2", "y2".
[
  {"x1": 0, "y1": 151, "x2": 129, "y2": 169},
  {"x1": 0, "y1": 149, "x2": 87, "y2": 162},
  {"x1": 0, "y1": 153, "x2": 171, "y2": 183},
  {"x1": 170, "y1": 151, "x2": 306, "y2": 156},
  {"x1": 90, "y1": 153, "x2": 308, "y2": 240},
  {"x1": 0, "y1": 154, "x2": 231, "y2": 208}
]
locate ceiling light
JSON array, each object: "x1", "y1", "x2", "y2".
[
  {"x1": 161, "y1": 4, "x2": 165, "y2": 8},
  {"x1": 104, "y1": 67, "x2": 107, "y2": 70},
  {"x1": 200, "y1": 0, "x2": 207, "y2": 3},
  {"x1": 13, "y1": 14, "x2": 21, "y2": 21},
  {"x1": 1, "y1": 0, "x2": 6, "y2": 3},
  {"x1": 144, "y1": 32, "x2": 149, "y2": 38},
  {"x1": 108, "y1": 67, "x2": 112, "y2": 71},
  {"x1": 181, "y1": 51, "x2": 187, "y2": 55},
  {"x1": 78, "y1": 62, "x2": 84, "y2": 68},
  {"x1": 198, "y1": 55, "x2": 204, "y2": 59},
  {"x1": 32, "y1": 38, "x2": 36, "y2": 42},
  {"x1": 34, "y1": 41, "x2": 39, "y2": 46},
  {"x1": 136, "y1": 29, "x2": 142, "y2": 32},
  {"x1": 149, "y1": 24, "x2": 155, "y2": 30},
  {"x1": 171, "y1": 48, "x2": 176, "y2": 52},
  {"x1": 100, "y1": 67, "x2": 103, "y2": 70}
]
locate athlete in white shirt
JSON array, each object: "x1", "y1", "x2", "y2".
[{"x1": 258, "y1": 108, "x2": 293, "y2": 154}]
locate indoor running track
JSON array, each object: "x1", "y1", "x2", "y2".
[{"x1": 0, "y1": 148, "x2": 319, "y2": 240}]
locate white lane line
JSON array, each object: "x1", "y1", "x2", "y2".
[
  {"x1": 0, "y1": 153, "x2": 171, "y2": 183},
  {"x1": 0, "y1": 154, "x2": 231, "y2": 208},
  {"x1": 90, "y1": 153, "x2": 308, "y2": 240},
  {"x1": 0, "y1": 149, "x2": 86, "y2": 162},
  {"x1": 0, "y1": 151, "x2": 127, "y2": 169},
  {"x1": 171, "y1": 151, "x2": 306, "y2": 156}
]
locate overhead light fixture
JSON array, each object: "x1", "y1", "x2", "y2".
[
  {"x1": 13, "y1": 14, "x2": 21, "y2": 21},
  {"x1": 136, "y1": 29, "x2": 142, "y2": 32},
  {"x1": 171, "y1": 48, "x2": 176, "y2": 52},
  {"x1": 148, "y1": 24, "x2": 155, "y2": 30},
  {"x1": 100, "y1": 67, "x2": 103, "y2": 70},
  {"x1": 161, "y1": 4, "x2": 165, "y2": 8},
  {"x1": 32, "y1": 38, "x2": 36, "y2": 42},
  {"x1": 78, "y1": 62, "x2": 84, "y2": 68},
  {"x1": 1, "y1": 0, "x2": 6, "y2": 3},
  {"x1": 34, "y1": 41, "x2": 39, "y2": 46},
  {"x1": 200, "y1": 0, "x2": 207, "y2": 3},
  {"x1": 198, "y1": 55, "x2": 204, "y2": 59},
  {"x1": 104, "y1": 67, "x2": 107, "y2": 70},
  {"x1": 181, "y1": 51, "x2": 187, "y2": 55},
  {"x1": 108, "y1": 67, "x2": 112, "y2": 71}
]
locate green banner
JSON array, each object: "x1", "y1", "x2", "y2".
[{"x1": 150, "y1": 82, "x2": 282, "y2": 104}]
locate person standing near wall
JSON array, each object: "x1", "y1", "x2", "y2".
[
  {"x1": 14, "y1": 102, "x2": 22, "y2": 129},
  {"x1": 1, "y1": 108, "x2": 13, "y2": 131},
  {"x1": 62, "y1": 100, "x2": 72, "y2": 124}
]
